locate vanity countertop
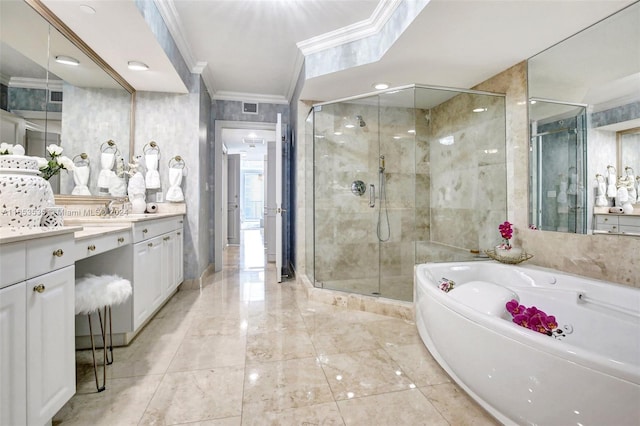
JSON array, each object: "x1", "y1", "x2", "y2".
[
  {"x1": 74, "y1": 224, "x2": 132, "y2": 240},
  {"x1": 593, "y1": 207, "x2": 640, "y2": 216},
  {"x1": 0, "y1": 226, "x2": 83, "y2": 244},
  {"x1": 64, "y1": 212, "x2": 184, "y2": 225}
]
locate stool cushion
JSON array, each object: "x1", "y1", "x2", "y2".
[{"x1": 75, "y1": 274, "x2": 132, "y2": 315}]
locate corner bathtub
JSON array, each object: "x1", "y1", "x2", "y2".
[{"x1": 415, "y1": 262, "x2": 640, "y2": 426}]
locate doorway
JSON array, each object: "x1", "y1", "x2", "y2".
[{"x1": 214, "y1": 120, "x2": 281, "y2": 276}]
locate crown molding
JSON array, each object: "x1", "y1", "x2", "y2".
[
  {"x1": 285, "y1": 51, "x2": 305, "y2": 103},
  {"x1": 0, "y1": 72, "x2": 11, "y2": 87},
  {"x1": 296, "y1": 0, "x2": 402, "y2": 56},
  {"x1": 154, "y1": 0, "x2": 205, "y2": 75},
  {"x1": 9, "y1": 77, "x2": 63, "y2": 91},
  {"x1": 212, "y1": 91, "x2": 289, "y2": 105}
]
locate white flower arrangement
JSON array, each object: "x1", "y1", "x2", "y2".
[
  {"x1": 0, "y1": 142, "x2": 25, "y2": 155},
  {"x1": 35, "y1": 144, "x2": 74, "y2": 180}
]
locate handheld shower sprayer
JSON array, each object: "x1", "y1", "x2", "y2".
[{"x1": 379, "y1": 155, "x2": 385, "y2": 173}]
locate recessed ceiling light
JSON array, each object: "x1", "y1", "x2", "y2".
[
  {"x1": 55, "y1": 55, "x2": 79, "y2": 66},
  {"x1": 79, "y1": 4, "x2": 96, "y2": 14},
  {"x1": 127, "y1": 61, "x2": 149, "y2": 71},
  {"x1": 530, "y1": 100, "x2": 537, "y2": 104},
  {"x1": 345, "y1": 124, "x2": 355, "y2": 129},
  {"x1": 373, "y1": 83, "x2": 389, "y2": 90},
  {"x1": 407, "y1": 129, "x2": 416, "y2": 134},
  {"x1": 393, "y1": 136, "x2": 401, "y2": 140},
  {"x1": 334, "y1": 131, "x2": 342, "y2": 136},
  {"x1": 473, "y1": 107, "x2": 488, "y2": 113}
]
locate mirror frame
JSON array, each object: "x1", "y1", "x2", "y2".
[
  {"x1": 617, "y1": 127, "x2": 640, "y2": 176},
  {"x1": 24, "y1": 0, "x2": 136, "y2": 203}
]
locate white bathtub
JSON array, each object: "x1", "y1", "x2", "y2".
[{"x1": 415, "y1": 262, "x2": 640, "y2": 426}]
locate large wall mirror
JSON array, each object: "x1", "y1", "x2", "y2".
[
  {"x1": 528, "y1": 1, "x2": 640, "y2": 234},
  {"x1": 0, "y1": 0, "x2": 133, "y2": 198}
]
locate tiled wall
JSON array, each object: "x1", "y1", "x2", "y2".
[{"x1": 421, "y1": 90, "x2": 507, "y2": 259}]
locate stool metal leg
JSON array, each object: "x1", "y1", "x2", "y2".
[
  {"x1": 87, "y1": 312, "x2": 106, "y2": 392},
  {"x1": 97, "y1": 306, "x2": 114, "y2": 365}
]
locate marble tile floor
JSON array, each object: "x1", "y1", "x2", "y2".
[{"x1": 54, "y1": 229, "x2": 499, "y2": 426}]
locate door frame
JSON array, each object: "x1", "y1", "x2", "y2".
[{"x1": 214, "y1": 120, "x2": 277, "y2": 272}]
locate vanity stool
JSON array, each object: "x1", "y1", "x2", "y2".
[{"x1": 74, "y1": 274, "x2": 132, "y2": 392}]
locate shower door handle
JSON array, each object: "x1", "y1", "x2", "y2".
[{"x1": 369, "y1": 184, "x2": 375, "y2": 208}]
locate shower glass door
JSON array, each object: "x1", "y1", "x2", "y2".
[
  {"x1": 313, "y1": 95, "x2": 382, "y2": 296},
  {"x1": 312, "y1": 88, "x2": 417, "y2": 300},
  {"x1": 311, "y1": 85, "x2": 507, "y2": 302},
  {"x1": 529, "y1": 101, "x2": 587, "y2": 233}
]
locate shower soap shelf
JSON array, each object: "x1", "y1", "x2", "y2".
[{"x1": 484, "y1": 249, "x2": 533, "y2": 265}]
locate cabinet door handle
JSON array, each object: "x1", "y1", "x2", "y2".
[
  {"x1": 52, "y1": 249, "x2": 64, "y2": 257},
  {"x1": 163, "y1": 236, "x2": 170, "y2": 241},
  {"x1": 179, "y1": 220, "x2": 183, "y2": 224},
  {"x1": 148, "y1": 242, "x2": 153, "y2": 247},
  {"x1": 177, "y1": 232, "x2": 181, "y2": 236},
  {"x1": 142, "y1": 229, "x2": 148, "y2": 234},
  {"x1": 118, "y1": 237, "x2": 125, "y2": 243},
  {"x1": 33, "y1": 284, "x2": 46, "y2": 293},
  {"x1": 88, "y1": 244, "x2": 96, "y2": 251}
]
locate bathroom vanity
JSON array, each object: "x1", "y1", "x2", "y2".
[
  {"x1": 0, "y1": 211, "x2": 184, "y2": 426},
  {"x1": 593, "y1": 209, "x2": 640, "y2": 236},
  {"x1": 1, "y1": 226, "x2": 79, "y2": 426}
]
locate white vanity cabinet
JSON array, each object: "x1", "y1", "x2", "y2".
[
  {"x1": 74, "y1": 214, "x2": 184, "y2": 345},
  {"x1": 0, "y1": 230, "x2": 76, "y2": 426},
  {"x1": 594, "y1": 214, "x2": 640, "y2": 235},
  {"x1": 0, "y1": 280, "x2": 27, "y2": 426},
  {"x1": 132, "y1": 217, "x2": 184, "y2": 330}
]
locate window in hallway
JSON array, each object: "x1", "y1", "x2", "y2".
[{"x1": 240, "y1": 159, "x2": 264, "y2": 230}]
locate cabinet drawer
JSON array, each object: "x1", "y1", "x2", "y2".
[
  {"x1": 619, "y1": 216, "x2": 640, "y2": 227},
  {"x1": 0, "y1": 241, "x2": 26, "y2": 288},
  {"x1": 595, "y1": 223, "x2": 619, "y2": 233},
  {"x1": 132, "y1": 216, "x2": 183, "y2": 243},
  {"x1": 26, "y1": 235, "x2": 74, "y2": 278},
  {"x1": 619, "y1": 225, "x2": 640, "y2": 236},
  {"x1": 595, "y1": 215, "x2": 618, "y2": 226},
  {"x1": 75, "y1": 230, "x2": 131, "y2": 261}
]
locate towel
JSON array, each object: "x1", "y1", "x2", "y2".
[
  {"x1": 595, "y1": 176, "x2": 607, "y2": 207},
  {"x1": 616, "y1": 187, "x2": 629, "y2": 205},
  {"x1": 145, "y1": 153, "x2": 160, "y2": 189},
  {"x1": 567, "y1": 172, "x2": 577, "y2": 195},
  {"x1": 166, "y1": 167, "x2": 184, "y2": 202},
  {"x1": 109, "y1": 174, "x2": 127, "y2": 197},
  {"x1": 557, "y1": 180, "x2": 568, "y2": 204},
  {"x1": 71, "y1": 164, "x2": 91, "y2": 196},
  {"x1": 98, "y1": 152, "x2": 115, "y2": 188},
  {"x1": 606, "y1": 167, "x2": 617, "y2": 198}
]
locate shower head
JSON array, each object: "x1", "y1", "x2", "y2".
[{"x1": 356, "y1": 115, "x2": 366, "y2": 127}]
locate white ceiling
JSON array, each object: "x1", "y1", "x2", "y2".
[
  {"x1": 31, "y1": 0, "x2": 635, "y2": 152},
  {"x1": 37, "y1": 0, "x2": 635, "y2": 104}
]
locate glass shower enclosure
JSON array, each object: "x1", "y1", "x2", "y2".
[
  {"x1": 529, "y1": 100, "x2": 587, "y2": 233},
  {"x1": 306, "y1": 84, "x2": 507, "y2": 302}
]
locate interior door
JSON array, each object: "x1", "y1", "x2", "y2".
[
  {"x1": 227, "y1": 154, "x2": 241, "y2": 245},
  {"x1": 266, "y1": 142, "x2": 276, "y2": 262},
  {"x1": 275, "y1": 113, "x2": 283, "y2": 282}
]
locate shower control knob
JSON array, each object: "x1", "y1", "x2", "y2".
[{"x1": 351, "y1": 180, "x2": 366, "y2": 196}]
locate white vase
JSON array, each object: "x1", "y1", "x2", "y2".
[
  {"x1": 0, "y1": 155, "x2": 54, "y2": 227},
  {"x1": 130, "y1": 194, "x2": 146, "y2": 214}
]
